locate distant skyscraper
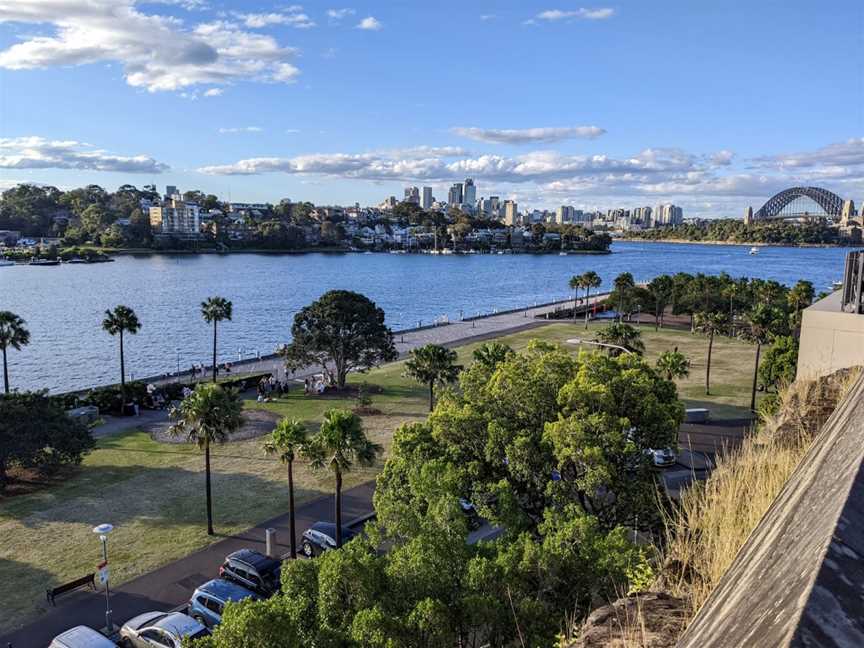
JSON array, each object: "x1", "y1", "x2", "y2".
[
  {"x1": 448, "y1": 183, "x2": 463, "y2": 206},
  {"x1": 421, "y1": 186, "x2": 433, "y2": 209},
  {"x1": 503, "y1": 200, "x2": 518, "y2": 226},
  {"x1": 463, "y1": 178, "x2": 476, "y2": 206},
  {"x1": 404, "y1": 186, "x2": 420, "y2": 204}
]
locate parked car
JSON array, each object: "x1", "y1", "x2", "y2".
[
  {"x1": 189, "y1": 578, "x2": 261, "y2": 628},
  {"x1": 50, "y1": 626, "x2": 116, "y2": 648},
  {"x1": 301, "y1": 521, "x2": 361, "y2": 557},
  {"x1": 219, "y1": 548, "x2": 282, "y2": 596},
  {"x1": 649, "y1": 447, "x2": 678, "y2": 468},
  {"x1": 119, "y1": 611, "x2": 209, "y2": 648}
]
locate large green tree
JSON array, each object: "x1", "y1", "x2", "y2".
[
  {"x1": 0, "y1": 311, "x2": 30, "y2": 394},
  {"x1": 282, "y1": 291, "x2": 397, "y2": 390},
  {"x1": 169, "y1": 383, "x2": 243, "y2": 535},
  {"x1": 101, "y1": 305, "x2": 141, "y2": 396},
  {"x1": 304, "y1": 409, "x2": 382, "y2": 548},
  {"x1": 0, "y1": 392, "x2": 94, "y2": 492},
  {"x1": 646, "y1": 275, "x2": 674, "y2": 330},
  {"x1": 610, "y1": 272, "x2": 636, "y2": 322},
  {"x1": 758, "y1": 335, "x2": 799, "y2": 391},
  {"x1": 404, "y1": 344, "x2": 461, "y2": 411},
  {"x1": 201, "y1": 296, "x2": 233, "y2": 382},
  {"x1": 263, "y1": 418, "x2": 309, "y2": 559}
]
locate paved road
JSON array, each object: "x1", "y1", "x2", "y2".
[{"x1": 1, "y1": 482, "x2": 375, "y2": 648}]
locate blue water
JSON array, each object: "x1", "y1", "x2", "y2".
[{"x1": 0, "y1": 241, "x2": 853, "y2": 392}]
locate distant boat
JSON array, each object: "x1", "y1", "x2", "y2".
[
  {"x1": 832, "y1": 281, "x2": 843, "y2": 291},
  {"x1": 66, "y1": 258, "x2": 88, "y2": 264},
  {"x1": 559, "y1": 251, "x2": 568, "y2": 256},
  {"x1": 0, "y1": 260, "x2": 14, "y2": 267},
  {"x1": 749, "y1": 247, "x2": 759, "y2": 255},
  {"x1": 29, "y1": 259, "x2": 60, "y2": 266}
]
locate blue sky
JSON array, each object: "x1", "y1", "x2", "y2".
[{"x1": 0, "y1": 0, "x2": 862, "y2": 217}]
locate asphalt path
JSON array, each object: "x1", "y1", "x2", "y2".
[{"x1": 1, "y1": 482, "x2": 375, "y2": 648}]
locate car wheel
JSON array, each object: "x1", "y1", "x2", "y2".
[{"x1": 302, "y1": 540, "x2": 314, "y2": 557}]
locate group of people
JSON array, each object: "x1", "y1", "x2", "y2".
[
  {"x1": 256, "y1": 375, "x2": 289, "y2": 402},
  {"x1": 303, "y1": 374, "x2": 330, "y2": 395}
]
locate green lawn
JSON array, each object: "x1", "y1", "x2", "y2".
[{"x1": 0, "y1": 320, "x2": 758, "y2": 633}]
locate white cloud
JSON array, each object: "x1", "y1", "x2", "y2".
[
  {"x1": 710, "y1": 149, "x2": 734, "y2": 166},
  {"x1": 0, "y1": 1, "x2": 301, "y2": 92},
  {"x1": 203, "y1": 87, "x2": 223, "y2": 96},
  {"x1": 535, "y1": 8, "x2": 615, "y2": 21},
  {"x1": 327, "y1": 8, "x2": 355, "y2": 20},
  {"x1": 452, "y1": 125, "x2": 606, "y2": 144},
  {"x1": 751, "y1": 138, "x2": 864, "y2": 170},
  {"x1": 480, "y1": 14, "x2": 496, "y2": 21},
  {"x1": 0, "y1": 136, "x2": 168, "y2": 173},
  {"x1": 233, "y1": 10, "x2": 315, "y2": 29},
  {"x1": 218, "y1": 126, "x2": 264, "y2": 134},
  {"x1": 141, "y1": 0, "x2": 209, "y2": 10},
  {"x1": 356, "y1": 16, "x2": 382, "y2": 30}
]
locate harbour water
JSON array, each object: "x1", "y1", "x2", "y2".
[{"x1": 0, "y1": 241, "x2": 852, "y2": 393}]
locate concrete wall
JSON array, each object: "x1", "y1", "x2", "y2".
[
  {"x1": 797, "y1": 291, "x2": 864, "y2": 380},
  {"x1": 678, "y1": 371, "x2": 864, "y2": 647}
]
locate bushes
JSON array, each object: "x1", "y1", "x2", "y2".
[{"x1": 0, "y1": 391, "x2": 94, "y2": 490}]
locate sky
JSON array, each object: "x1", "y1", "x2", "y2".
[{"x1": 0, "y1": 0, "x2": 862, "y2": 217}]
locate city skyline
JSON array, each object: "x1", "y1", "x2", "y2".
[{"x1": 0, "y1": 1, "x2": 863, "y2": 217}]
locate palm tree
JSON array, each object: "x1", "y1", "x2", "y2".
[
  {"x1": 787, "y1": 280, "x2": 814, "y2": 329},
  {"x1": 694, "y1": 311, "x2": 729, "y2": 395},
  {"x1": 169, "y1": 383, "x2": 243, "y2": 535},
  {"x1": 594, "y1": 322, "x2": 645, "y2": 356},
  {"x1": 102, "y1": 305, "x2": 141, "y2": 395},
  {"x1": 472, "y1": 341, "x2": 514, "y2": 370},
  {"x1": 656, "y1": 350, "x2": 690, "y2": 381},
  {"x1": 744, "y1": 304, "x2": 780, "y2": 412},
  {"x1": 612, "y1": 272, "x2": 635, "y2": 322},
  {"x1": 304, "y1": 409, "x2": 382, "y2": 548},
  {"x1": 404, "y1": 343, "x2": 461, "y2": 411},
  {"x1": 201, "y1": 297, "x2": 233, "y2": 383},
  {"x1": 263, "y1": 418, "x2": 308, "y2": 559},
  {"x1": 581, "y1": 271, "x2": 602, "y2": 330},
  {"x1": 647, "y1": 275, "x2": 673, "y2": 331},
  {"x1": 0, "y1": 311, "x2": 30, "y2": 394},
  {"x1": 568, "y1": 275, "x2": 583, "y2": 320}
]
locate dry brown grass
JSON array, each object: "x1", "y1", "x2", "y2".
[{"x1": 660, "y1": 367, "x2": 861, "y2": 619}]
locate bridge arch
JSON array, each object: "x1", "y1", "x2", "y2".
[{"x1": 754, "y1": 186, "x2": 844, "y2": 220}]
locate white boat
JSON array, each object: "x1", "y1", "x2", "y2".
[
  {"x1": 748, "y1": 247, "x2": 759, "y2": 255},
  {"x1": 559, "y1": 251, "x2": 568, "y2": 256},
  {"x1": 0, "y1": 260, "x2": 14, "y2": 267},
  {"x1": 832, "y1": 281, "x2": 843, "y2": 291}
]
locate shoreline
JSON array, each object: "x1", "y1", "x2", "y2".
[{"x1": 616, "y1": 238, "x2": 854, "y2": 249}]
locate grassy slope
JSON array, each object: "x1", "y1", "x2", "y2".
[{"x1": 0, "y1": 321, "x2": 758, "y2": 631}]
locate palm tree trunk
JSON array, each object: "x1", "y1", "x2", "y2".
[
  {"x1": 288, "y1": 459, "x2": 296, "y2": 559},
  {"x1": 706, "y1": 330, "x2": 714, "y2": 395},
  {"x1": 2, "y1": 346, "x2": 8, "y2": 394},
  {"x1": 335, "y1": 469, "x2": 343, "y2": 548},
  {"x1": 584, "y1": 287, "x2": 590, "y2": 330},
  {"x1": 212, "y1": 321, "x2": 218, "y2": 383},
  {"x1": 429, "y1": 381, "x2": 435, "y2": 412},
  {"x1": 205, "y1": 438, "x2": 214, "y2": 535},
  {"x1": 119, "y1": 329, "x2": 126, "y2": 397},
  {"x1": 750, "y1": 342, "x2": 762, "y2": 411},
  {"x1": 655, "y1": 306, "x2": 660, "y2": 331}
]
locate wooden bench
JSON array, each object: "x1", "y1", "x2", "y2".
[{"x1": 46, "y1": 573, "x2": 95, "y2": 606}]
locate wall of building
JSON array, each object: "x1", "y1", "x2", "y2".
[{"x1": 797, "y1": 291, "x2": 864, "y2": 380}]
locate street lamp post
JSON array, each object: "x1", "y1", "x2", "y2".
[{"x1": 92, "y1": 523, "x2": 114, "y2": 633}]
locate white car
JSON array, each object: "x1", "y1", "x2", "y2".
[
  {"x1": 50, "y1": 626, "x2": 117, "y2": 648},
  {"x1": 119, "y1": 611, "x2": 209, "y2": 648}
]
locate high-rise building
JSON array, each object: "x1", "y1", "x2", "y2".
[
  {"x1": 448, "y1": 183, "x2": 463, "y2": 206},
  {"x1": 503, "y1": 200, "x2": 518, "y2": 226},
  {"x1": 165, "y1": 185, "x2": 178, "y2": 199},
  {"x1": 421, "y1": 186, "x2": 433, "y2": 209},
  {"x1": 841, "y1": 199, "x2": 856, "y2": 226},
  {"x1": 654, "y1": 204, "x2": 684, "y2": 226},
  {"x1": 403, "y1": 186, "x2": 420, "y2": 204},
  {"x1": 555, "y1": 205, "x2": 577, "y2": 224},
  {"x1": 150, "y1": 194, "x2": 201, "y2": 236},
  {"x1": 744, "y1": 206, "x2": 754, "y2": 225},
  {"x1": 463, "y1": 178, "x2": 476, "y2": 206}
]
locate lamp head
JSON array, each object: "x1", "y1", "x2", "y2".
[{"x1": 93, "y1": 523, "x2": 114, "y2": 537}]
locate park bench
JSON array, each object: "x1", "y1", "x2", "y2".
[{"x1": 46, "y1": 573, "x2": 95, "y2": 606}]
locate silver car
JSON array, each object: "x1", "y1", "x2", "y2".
[
  {"x1": 50, "y1": 626, "x2": 117, "y2": 648},
  {"x1": 119, "y1": 611, "x2": 209, "y2": 648}
]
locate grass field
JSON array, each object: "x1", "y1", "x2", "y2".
[{"x1": 0, "y1": 320, "x2": 759, "y2": 632}]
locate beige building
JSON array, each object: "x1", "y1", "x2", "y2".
[
  {"x1": 797, "y1": 291, "x2": 864, "y2": 380},
  {"x1": 150, "y1": 197, "x2": 201, "y2": 236},
  {"x1": 503, "y1": 200, "x2": 518, "y2": 226}
]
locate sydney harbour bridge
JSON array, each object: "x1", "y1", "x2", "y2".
[{"x1": 744, "y1": 186, "x2": 853, "y2": 224}]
